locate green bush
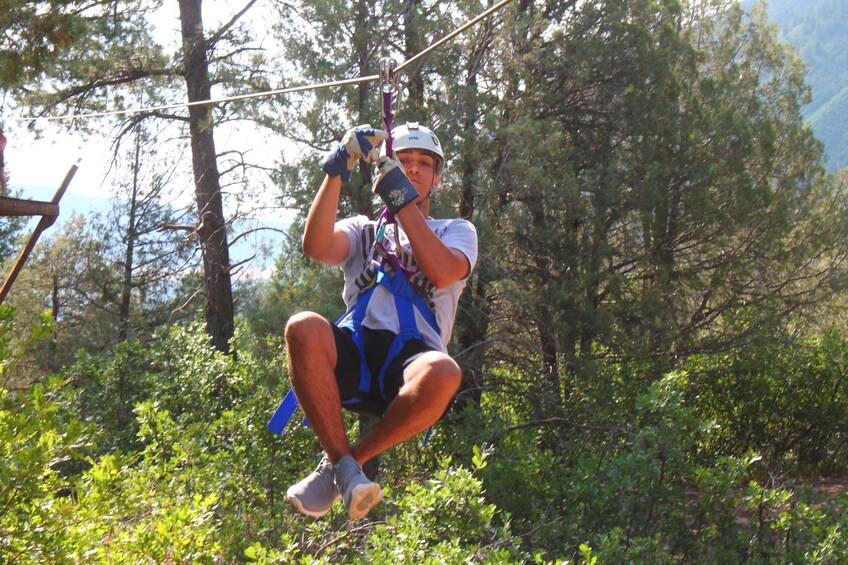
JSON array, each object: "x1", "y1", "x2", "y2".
[
  {"x1": 292, "y1": 447, "x2": 528, "y2": 564},
  {"x1": 686, "y1": 331, "x2": 848, "y2": 473},
  {"x1": 0, "y1": 378, "x2": 89, "y2": 562},
  {"x1": 0, "y1": 306, "x2": 90, "y2": 562},
  {"x1": 7, "y1": 313, "x2": 848, "y2": 564}
]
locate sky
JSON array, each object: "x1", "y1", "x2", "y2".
[
  {"x1": 3, "y1": 127, "x2": 112, "y2": 196},
  {"x1": 0, "y1": 1, "x2": 297, "y2": 278},
  {"x1": 1, "y1": 0, "x2": 287, "y2": 205}
]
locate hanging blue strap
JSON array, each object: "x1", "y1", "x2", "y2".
[
  {"x1": 421, "y1": 426, "x2": 434, "y2": 446},
  {"x1": 267, "y1": 388, "x2": 300, "y2": 435},
  {"x1": 336, "y1": 277, "x2": 380, "y2": 408}
]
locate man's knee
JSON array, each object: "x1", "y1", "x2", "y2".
[
  {"x1": 415, "y1": 352, "x2": 462, "y2": 395},
  {"x1": 286, "y1": 311, "x2": 322, "y2": 340},
  {"x1": 285, "y1": 312, "x2": 339, "y2": 377},
  {"x1": 285, "y1": 311, "x2": 332, "y2": 352}
]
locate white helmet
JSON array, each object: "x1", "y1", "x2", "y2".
[{"x1": 386, "y1": 122, "x2": 445, "y2": 176}]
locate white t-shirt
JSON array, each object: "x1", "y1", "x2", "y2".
[{"x1": 335, "y1": 215, "x2": 478, "y2": 353}]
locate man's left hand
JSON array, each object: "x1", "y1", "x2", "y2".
[{"x1": 372, "y1": 156, "x2": 419, "y2": 214}]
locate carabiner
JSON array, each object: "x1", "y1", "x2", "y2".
[
  {"x1": 379, "y1": 58, "x2": 402, "y2": 117},
  {"x1": 379, "y1": 58, "x2": 401, "y2": 158}
]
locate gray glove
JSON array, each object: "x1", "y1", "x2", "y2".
[{"x1": 320, "y1": 125, "x2": 388, "y2": 182}]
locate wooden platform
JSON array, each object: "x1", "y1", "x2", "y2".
[
  {"x1": 0, "y1": 197, "x2": 60, "y2": 222},
  {"x1": 0, "y1": 163, "x2": 78, "y2": 305}
]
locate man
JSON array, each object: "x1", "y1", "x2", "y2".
[{"x1": 284, "y1": 122, "x2": 478, "y2": 519}]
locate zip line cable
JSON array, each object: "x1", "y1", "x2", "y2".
[
  {"x1": 23, "y1": 76, "x2": 380, "y2": 123},
  {"x1": 22, "y1": 0, "x2": 514, "y2": 124},
  {"x1": 395, "y1": 0, "x2": 513, "y2": 73}
]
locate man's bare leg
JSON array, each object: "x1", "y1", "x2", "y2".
[
  {"x1": 285, "y1": 311, "x2": 350, "y2": 463},
  {"x1": 351, "y1": 351, "x2": 462, "y2": 465},
  {"x1": 286, "y1": 321, "x2": 460, "y2": 518},
  {"x1": 286, "y1": 312, "x2": 384, "y2": 518}
]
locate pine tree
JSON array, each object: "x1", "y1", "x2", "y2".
[
  {"x1": 7, "y1": 0, "x2": 281, "y2": 353},
  {"x1": 485, "y1": 0, "x2": 846, "y2": 416}
]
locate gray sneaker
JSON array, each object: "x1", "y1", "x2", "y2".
[
  {"x1": 287, "y1": 454, "x2": 340, "y2": 517},
  {"x1": 334, "y1": 455, "x2": 383, "y2": 519}
]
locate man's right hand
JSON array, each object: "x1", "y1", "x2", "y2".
[{"x1": 320, "y1": 125, "x2": 389, "y2": 182}]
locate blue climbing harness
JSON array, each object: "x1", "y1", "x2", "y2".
[
  {"x1": 338, "y1": 264, "x2": 439, "y2": 409},
  {"x1": 267, "y1": 260, "x2": 439, "y2": 434}
]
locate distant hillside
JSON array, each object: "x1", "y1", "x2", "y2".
[
  {"x1": 21, "y1": 185, "x2": 112, "y2": 221},
  {"x1": 12, "y1": 185, "x2": 287, "y2": 276},
  {"x1": 741, "y1": 0, "x2": 848, "y2": 171}
]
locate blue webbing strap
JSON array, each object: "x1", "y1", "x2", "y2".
[
  {"x1": 376, "y1": 276, "x2": 429, "y2": 397},
  {"x1": 340, "y1": 280, "x2": 381, "y2": 405},
  {"x1": 267, "y1": 388, "x2": 300, "y2": 435}
]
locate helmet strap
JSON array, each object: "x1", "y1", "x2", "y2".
[{"x1": 412, "y1": 187, "x2": 434, "y2": 214}]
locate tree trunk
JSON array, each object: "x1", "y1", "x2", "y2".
[
  {"x1": 403, "y1": 0, "x2": 424, "y2": 114},
  {"x1": 351, "y1": 0, "x2": 380, "y2": 448},
  {"x1": 453, "y1": 29, "x2": 494, "y2": 410},
  {"x1": 118, "y1": 129, "x2": 142, "y2": 342},
  {"x1": 536, "y1": 302, "x2": 563, "y2": 414},
  {"x1": 178, "y1": 0, "x2": 234, "y2": 353},
  {"x1": 352, "y1": 0, "x2": 374, "y2": 217}
]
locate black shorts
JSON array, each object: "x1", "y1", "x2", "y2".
[{"x1": 332, "y1": 324, "x2": 434, "y2": 417}]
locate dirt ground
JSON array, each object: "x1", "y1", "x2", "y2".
[{"x1": 804, "y1": 476, "x2": 848, "y2": 496}]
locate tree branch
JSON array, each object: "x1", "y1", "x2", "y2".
[
  {"x1": 206, "y1": 0, "x2": 261, "y2": 48},
  {"x1": 492, "y1": 418, "x2": 632, "y2": 442}
]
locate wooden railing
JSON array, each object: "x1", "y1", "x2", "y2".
[{"x1": 0, "y1": 163, "x2": 78, "y2": 305}]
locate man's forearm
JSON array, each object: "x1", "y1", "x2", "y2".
[
  {"x1": 303, "y1": 174, "x2": 343, "y2": 263},
  {"x1": 397, "y1": 206, "x2": 469, "y2": 288}
]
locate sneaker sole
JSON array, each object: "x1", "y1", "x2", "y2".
[
  {"x1": 347, "y1": 483, "x2": 384, "y2": 519},
  {"x1": 287, "y1": 488, "x2": 336, "y2": 518}
]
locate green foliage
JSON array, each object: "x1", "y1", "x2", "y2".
[
  {"x1": 6, "y1": 0, "x2": 848, "y2": 562},
  {"x1": 64, "y1": 339, "x2": 162, "y2": 455},
  {"x1": 0, "y1": 303, "x2": 55, "y2": 390},
  {"x1": 366, "y1": 467, "x2": 522, "y2": 563},
  {"x1": 0, "y1": 0, "x2": 95, "y2": 88},
  {"x1": 242, "y1": 226, "x2": 344, "y2": 340},
  {"x1": 4, "y1": 320, "x2": 524, "y2": 563},
  {"x1": 4, "y1": 214, "x2": 126, "y2": 379},
  {"x1": 421, "y1": 0, "x2": 848, "y2": 437},
  {"x1": 687, "y1": 330, "x2": 848, "y2": 474},
  {"x1": 745, "y1": 0, "x2": 848, "y2": 171},
  {"x1": 62, "y1": 322, "x2": 288, "y2": 456},
  {"x1": 438, "y1": 368, "x2": 848, "y2": 563},
  {"x1": 56, "y1": 400, "x2": 277, "y2": 563},
  {"x1": 37, "y1": 324, "x2": 309, "y2": 562},
  {"x1": 5, "y1": 309, "x2": 848, "y2": 563},
  {"x1": 293, "y1": 449, "x2": 527, "y2": 564},
  {"x1": 60, "y1": 449, "x2": 224, "y2": 563},
  {"x1": 0, "y1": 375, "x2": 89, "y2": 561}
]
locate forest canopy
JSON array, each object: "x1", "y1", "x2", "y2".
[{"x1": 3, "y1": 0, "x2": 848, "y2": 562}]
